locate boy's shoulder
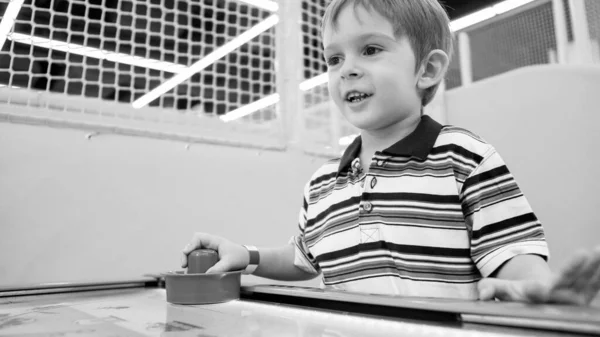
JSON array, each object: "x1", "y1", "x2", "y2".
[
  {"x1": 301, "y1": 155, "x2": 349, "y2": 192},
  {"x1": 436, "y1": 124, "x2": 495, "y2": 158},
  {"x1": 309, "y1": 157, "x2": 342, "y2": 183}
]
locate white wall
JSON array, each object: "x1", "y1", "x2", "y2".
[
  {"x1": 0, "y1": 123, "x2": 322, "y2": 286},
  {"x1": 446, "y1": 65, "x2": 600, "y2": 270}
]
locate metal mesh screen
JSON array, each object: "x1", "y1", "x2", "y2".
[
  {"x1": 301, "y1": 0, "x2": 329, "y2": 154},
  {"x1": 467, "y1": 1, "x2": 557, "y2": 82},
  {"x1": 0, "y1": 0, "x2": 282, "y2": 149},
  {"x1": 300, "y1": 0, "x2": 357, "y2": 156},
  {"x1": 586, "y1": 0, "x2": 600, "y2": 63},
  {"x1": 302, "y1": 0, "x2": 327, "y2": 83}
]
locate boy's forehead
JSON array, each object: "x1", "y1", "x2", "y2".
[{"x1": 322, "y1": 4, "x2": 395, "y2": 48}]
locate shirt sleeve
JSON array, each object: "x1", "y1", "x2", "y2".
[
  {"x1": 460, "y1": 147, "x2": 550, "y2": 277},
  {"x1": 288, "y1": 182, "x2": 320, "y2": 275}
]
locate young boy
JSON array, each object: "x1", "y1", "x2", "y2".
[{"x1": 182, "y1": 0, "x2": 600, "y2": 304}]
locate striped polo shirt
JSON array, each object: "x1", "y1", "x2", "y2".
[{"x1": 291, "y1": 115, "x2": 549, "y2": 299}]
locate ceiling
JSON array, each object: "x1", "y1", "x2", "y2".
[{"x1": 0, "y1": 0, "x2": 504, "y2": 113}]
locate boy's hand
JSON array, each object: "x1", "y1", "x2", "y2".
[
  {"x1": 478, "y1": 247, "x2": 600, "y2": 305},
  {"x1": 181, "y1": 233, "x2": 249, "y2": 273}
]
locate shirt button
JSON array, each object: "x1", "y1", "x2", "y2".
[
  {"x1": 364, "y1": 202, "x2": 373, "y2": 212},
  {"x1": 370, "y1": 177, "x2": 377, "y2": 189},
  {"x1": 377, "y1": 160, "x2": 384, "y2": 167}
]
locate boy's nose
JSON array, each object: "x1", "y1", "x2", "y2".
[
  {"x1": 342, "y1": 70, "x2": 361, "y2": 79},
  {"x1": 340, "y1": 60, "x2": 363, "y2": 80}
]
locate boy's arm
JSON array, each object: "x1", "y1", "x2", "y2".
[
  {"x1": 493, "y1": 254, "x2": 551, "y2": 281},
  {"x1": 181, "y1": 232, "x2": 317, "y2": 281},
  {"x1": 252, "y1": 245, "x2": 318, "y2": 281},
  {"x1": 479, "y1": 248, "x2": 600, "y2": 305},
  {"x1": 459, "y1": 147, "x2": 600, "y2": 304}
]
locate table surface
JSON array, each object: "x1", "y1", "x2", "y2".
[{"x1": 1, "y1": 281, "x2": 599, "y2": 337}]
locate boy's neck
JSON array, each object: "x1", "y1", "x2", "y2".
[{"x1": 359, "y1": 114, "x2": 421, "y2": 165}]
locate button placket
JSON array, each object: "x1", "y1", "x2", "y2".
[{"x1": 370, "y1": 176, "x2": 377, "y2": 189}]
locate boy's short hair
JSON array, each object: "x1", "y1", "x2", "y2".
[{"x1": 321, "y1": 0, "x2": 453, "y2": 106}]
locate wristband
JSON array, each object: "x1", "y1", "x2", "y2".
[{"x1": 242, "y1": 245, "x2": 260, "y2": 275}]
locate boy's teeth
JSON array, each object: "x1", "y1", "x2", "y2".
[{"x1": 346, "y1": 92, "x2": 370, "y2": 102}]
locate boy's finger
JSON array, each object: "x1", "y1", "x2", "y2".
[
  {"x1": 521, "y1": 281, "x2": 551, "y2": 303},
  {"x1": 478, "y1": 286, "x2": 495, "y2": 301},
  {"x1": 553, "y1": 250, "x2": 590, "y2": 289},
  {"x1": 181, "y1": 252, "x2": 188, "y2": 268},
  {"x1": 182, "y1": 242, "x2": 198, "y2": 255},
  {"x1": 206, "y1": 260, "x2": 232, "y2": 274},
  {"x1": 573, "y1": 248, "x2": 600, "y2": 293},
  {"x1": 547, "y1": 289, "x2": 587, "y2": 305},
  {"x1": 191, "y1": 233, "x2": 222, "y2": 252},
  {"x1": 182, "y1": 233, "x2": 219, "y2": 255},
  {"x1": 582, "y1": 265, "x2": 600, "y2": 303},
  {"x1": 478, "y1": 278, "x2": 520, "y2": 301},
  {"x1": 582, "y1": 247, "x2": 600, "y2": 301},
  {"x1": 185, "y1": 234, "x2": 206, "y2": 254}
]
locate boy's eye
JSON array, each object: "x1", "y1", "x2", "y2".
[
  {"x1": 364, "y1": 46, "x2": 381, "y2": 56},
  {"x1": 326, "y1": 56, "x2": 341, "y2": 66}
]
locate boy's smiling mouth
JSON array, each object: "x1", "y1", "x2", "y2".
[{"x1": 345, "y1": 91, "x2": 373, "y2": 103}]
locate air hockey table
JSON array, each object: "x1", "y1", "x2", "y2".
[{"x1": 1, "y1": 277, "x2": 599, "y2": 336}]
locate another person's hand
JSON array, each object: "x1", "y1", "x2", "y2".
[
  {"x1": 181, "y1": 233, "x2": 249, "y2": 273},
  {"x1": 478, "y1": 247, "x2": 600, "y2": 305}
]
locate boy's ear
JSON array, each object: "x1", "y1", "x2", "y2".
[{"x1": 416, "y1": 49, "x2": 449, "y2": 91}]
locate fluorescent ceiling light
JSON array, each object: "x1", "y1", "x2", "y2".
[
  {"x1": 238, "y1": 0, "x2": 278, "y2": 12},
  {"x1": 492, "y1": 0, "x2": 535, "y2": 15},
  {"x1": 450, "y1": 0, "x2": 534, "y2": 32},
  {"x1": 299, "y1": 73, "x2": 329, "y2": 91},
  {"x1": 220, "y1": 93, "x2": 279, "y2": 122},
  {"x1": 133, "y1": 14, "x2": 280, "y2": 109},
  {"x1": 450, "y1": 8, "x2": 496, "y2": 32},
  {"x1": 8, "y1": 33, "x2": 187, "y2": 73},
  {"x1": 220, "y1": 73, "x2": 330, "y2": 122},
  {"x1": 0, "y1": 0, "x2": 24, "y2": 51}
]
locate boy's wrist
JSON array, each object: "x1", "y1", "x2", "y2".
[{"x1": 242, "y1": 245, "x2": 260, "y2": 274}]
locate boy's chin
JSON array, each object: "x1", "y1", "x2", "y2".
[
  {"x1": 341, "y1": 114, "x2": 383, "y2": 131},
  {"x1": 342, "y1": 113, "x2": 415, "y2": 133}
]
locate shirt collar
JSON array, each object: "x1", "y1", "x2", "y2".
[{"x1": 337, "y1": 115, "x2": 442, "y2": 175}]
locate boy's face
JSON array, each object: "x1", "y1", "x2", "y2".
[{"x1": 323, "y1": 5, "x2": 422, "y2": 132}]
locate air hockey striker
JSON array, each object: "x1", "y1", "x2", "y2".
[{"x1": 2, "y1": 276, "x2": 600, "y2": 336}]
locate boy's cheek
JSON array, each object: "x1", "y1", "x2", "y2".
[{"x1": 331, "y1": 94, "x2": 344, "y2": 107}]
